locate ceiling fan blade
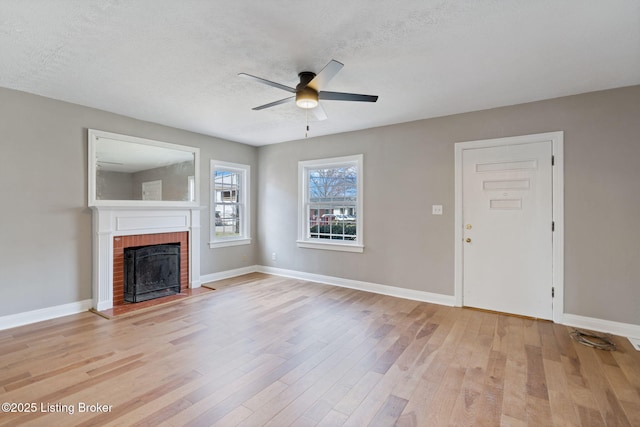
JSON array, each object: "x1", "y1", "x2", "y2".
[
  {"x1": 238, "y1": 73, "x2": 296, "y2": 93},
  {"x1": 307, "y1": 60, "x2": 344, "y2": 91},
  {"x1": 252, "y1": 96, "x2": 295, "y2": 110},
  {"x1": 319, "y1": 91, "x2": 378, "y2": 102},
  {"x1": 312, "y1": 103, "x2": 328, "y2": 121}
]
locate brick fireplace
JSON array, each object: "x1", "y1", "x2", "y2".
[
  {"x1": 91, "y1": 206, "x2": 201, "y2": 311},
  {"x1": 113, "y1": 232, "x2": 189, "y2": 306}
]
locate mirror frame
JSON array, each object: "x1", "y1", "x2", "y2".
[{"x1": 88, "y1": 129, "x2": 200, "y2": 207}]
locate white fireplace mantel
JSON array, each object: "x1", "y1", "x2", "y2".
[{"x1": 91, "y1": 205, "x2": 201, "y2": 311}]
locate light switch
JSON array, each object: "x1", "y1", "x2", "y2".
[{"x1": 432, "y1": 205, "x2": 443, "y2": 215}]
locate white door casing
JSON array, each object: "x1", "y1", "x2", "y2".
[{"x1": 454, "y1": 132, "x2": 564, "y2": 322}]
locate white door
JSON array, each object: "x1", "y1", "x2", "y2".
[
  {"x1": 462, "y1": 141, "x2": 553, "y2": 319},
  {"x1": 142, "y1": 180, "x2": 162, "y2": 201}
]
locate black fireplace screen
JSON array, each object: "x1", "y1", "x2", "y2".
[{"x1": 124, "y1": 243, "x2": 181, "y2": 303}]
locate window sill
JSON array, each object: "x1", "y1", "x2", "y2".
[
  {"x1": 209, "y1": 238, "x2": 252, "y2": 249},
  {"x1": 296, "y1": 240, "x2": 364, "y2": 253}
]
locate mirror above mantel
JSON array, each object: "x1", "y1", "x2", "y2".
[{"x1": 88, "y1": 129, "x2": 200, "y2": 207}]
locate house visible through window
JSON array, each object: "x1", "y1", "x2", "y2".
[
  {"x1": 210, "y1": 160, "x2": 251, "y2": 248},
  {"x1": 221, "y1": 190, "x2": 236, "y2": 201},
  {"x1": 298, "y1": 154, "x2": 363, "y2": 253}
]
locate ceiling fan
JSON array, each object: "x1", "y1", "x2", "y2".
[{"x1": 238, "y1": 59, "x2": 378, "y2": 120}]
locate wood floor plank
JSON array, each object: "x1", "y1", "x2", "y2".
[
  {"x1": 572, "y1": 339, "x2": 634, "y2": 426},
  {"x1": 317, "y1": 409, "x2": 349, "y2": 426},
  {"x1": 395, "y1": 378, "x2": 440, "y2": 427},
  {"x1": 0, "y1": 273, "x2": 638, "y2": 426},
  {"x1": 543, "y1": 358, "x2": 581, "y2": 427},
  {"x1": 259, "y1": 323, "x2": 393, "y2": 426},
  {"x1": 500, "y1": 318, "x2": 528, "y2": 424},
  {"x1": 333, "y1": 370, "x2": 383, "y2": 417},
  {"x1": 368, "y1": 394, "x2": 408, "y2": 426},
  {"x1": 525, "y1": 344, "x2": 550, "y2": 401},
  {"x1": 4, "y1": 351, "x2": 115, "y2": 391}
]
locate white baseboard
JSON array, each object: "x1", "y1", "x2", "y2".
[
  {"x1": 0, "y1": 299, "x2": 93, "y2": 331},
  {"x1": 257, "y1": 266, "x2": 456, "y2": 306},
  {"x1": 562, "y1": 313, "x2": 640, "y2": 345},
  {"x1": 200, "y1": 265, "x2": 260, "y2": 285}
]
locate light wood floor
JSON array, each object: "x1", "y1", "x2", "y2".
[{"x1": 1, "y1": 273, "x2": 638, "y2": 426}]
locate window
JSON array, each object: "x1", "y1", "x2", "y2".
[
  {"x1": 210, "y1": 160, "x2": 251, "y2": 248},
  {"x1": 188, "y1": 175, "x2": 195, "y2": 202},
  {"x1": 297, "y1": 154, "x2": 363, "y2": 252}
]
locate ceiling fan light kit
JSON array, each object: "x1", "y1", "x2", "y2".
[
  {"x1": 239, "y1": 59, "x2": 378, "y2": 119},
  {"x1": 295, "y1": 86, "x2": 319, "y2": 109}
]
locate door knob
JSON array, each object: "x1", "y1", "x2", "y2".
[{"x1": 465, "y1": 238, "x2": 472, "y2": 243}]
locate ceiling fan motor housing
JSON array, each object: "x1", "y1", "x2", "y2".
[{"x1": 297, "y1": 71, "x2": 316, "y2": 88}]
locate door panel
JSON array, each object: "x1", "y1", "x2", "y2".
[
  {"x1": 462, "y1": 141, "x2": 553, "y2": 319},
  {"x1": 142, "y1": 180, "x2": 162, "y2": 201}
]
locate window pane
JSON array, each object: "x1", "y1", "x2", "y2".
[
  {"x1": 210, "y1": 161, "x2": 250, "y2": 247},
  {"x1": 307, "y1": 204, "x2": 357, "y2": 241},
  {"x1": 308, "y1": 166, "x2": 357, "y2": 204},
  {"x1": 309, "y1": 168, "x2": 343, "y2": 202},
  {"x1": 214, "y1": 169, "x2": 242, "y2": 239},
  {"x1": 306, "y1": 163, "x2": 358, "y2": 241}
]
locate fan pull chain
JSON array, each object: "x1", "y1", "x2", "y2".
[{"x1": 305, "y1": 108, "x2": 309, "y2": 138}]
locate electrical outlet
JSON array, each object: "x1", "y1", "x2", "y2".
[
  {"x1": 271, "y1": 252, "x2": 277, "y2": 261},
  {"x1": 242, "y1": 254, "x2": 247, "y2": 262},
  {"x1": 432, "y1": 205, "x2": 443, "y2": 215}
]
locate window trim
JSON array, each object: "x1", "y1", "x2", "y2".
[
  {"x1": 297, "y1": 154, "x2": 364, "y2": 253},
  {"x1": 209, "y1": 160, "x2": 251, "y2": 248}
]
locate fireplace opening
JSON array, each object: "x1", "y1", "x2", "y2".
[{"x1": 124, "y1": 243, "x2": 181, "y2": 303}]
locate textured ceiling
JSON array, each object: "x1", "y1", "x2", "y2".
[{"x1": 1, "y1": 1, "x2": 639, "y2": 146}]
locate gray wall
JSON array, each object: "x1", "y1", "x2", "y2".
[
  {"x1": 257, "y1": 85, "x2": 640, "y2": 325},
  {"x1": 97, "y1": 170, "x2": 135, "y2": 200},
  {"x1": 132, "y1": 160, "x2": 195, "y2": 201},
  {"x1": 1, "y1": 85, "x2": 638, "y2": 326},
  {"x1": 0, "y1": 87, "x2": 258, "y2": 317}
]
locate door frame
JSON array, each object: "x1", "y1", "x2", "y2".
[{"x1": 454, "y1": 131, "x2": 564, "y2": 323}]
